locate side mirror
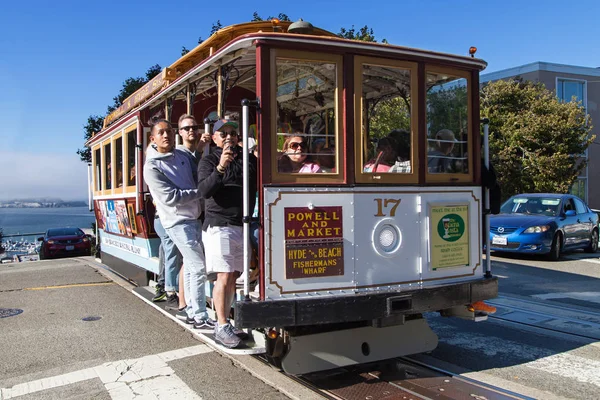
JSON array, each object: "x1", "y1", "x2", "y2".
[
  {"x1": 565, "y1": 210, "x2": 576, "y2": 217},
  {"x1": 37, "y1": 237, "x2": 44, "y2": 241}
]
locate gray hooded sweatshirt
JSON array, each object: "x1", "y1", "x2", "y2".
[{"x1": 143, "y1": 144, "x2": 201, "y2": 229}]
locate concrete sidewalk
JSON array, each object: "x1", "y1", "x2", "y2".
[{"x1": 0, "y1": 257, "x2": 319, "y2": 400}]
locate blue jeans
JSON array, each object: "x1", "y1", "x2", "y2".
[
  {"x1": 165, "y1": 220, "x2": 208, "y2": 321},
  {"x1": 154, "y1": 216, "x2": 182, "y2": 292},
  {"x1": 250, "y1": 220, "x2": 259, "y2": 250}
]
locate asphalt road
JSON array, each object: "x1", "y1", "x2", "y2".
[
  {"x1": 418, "y1": 250, "x2": 600, "y2": 400},
  {"x1": 2, "y1": 253, "x2": 599, "y2": 399},
  {"x1": 0, "y1": 257, "x2": 317, "y2": 400}
]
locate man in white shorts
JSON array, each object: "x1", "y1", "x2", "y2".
[{"x1": 198, "y1": 119, "x2": 257, "y2": 348}]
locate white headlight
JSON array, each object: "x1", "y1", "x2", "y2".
[
  {"x1": 523, "y1": 225, "x2": 550, "y2": 233},
  {"x1": 372, "y1": 220, "x2": 402, "y2": 256}
]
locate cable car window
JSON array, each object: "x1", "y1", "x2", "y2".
[
  {"x1": 126, "y1": 128, "x2": 136, "y2": 187},
  {"x1": 360, "y1": 64, "x2": 412, "y2": 174},
  {"x1": 426, "y1": 71, "x2": 469, "y2": 176},
  {"x1": 104, "y1": 142, "x2": 112, "y2": 190},
  {"x1": 94, "y1": 147, "x2": 101, "y2": 191},
  {"x1": 115, "y1": 136, "x2": 123, "y2": 188},
  {"x1": 275, "y1": 58, "x2": 337, "y2": 174}
]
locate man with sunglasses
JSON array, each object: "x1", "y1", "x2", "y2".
[
  {"x1": 144, "y1": 119, "x2": 215, "y2": 332},
  {"x1": 178, "y1": 113, "x2": 211, "y2": 166},
  {"x1": 198, "y1": 118, "x2": 257, "y2": 348}
]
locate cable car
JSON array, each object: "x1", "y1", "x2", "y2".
[{"x1": 86, "y1": 19, "x2": 498, "y2": 375}]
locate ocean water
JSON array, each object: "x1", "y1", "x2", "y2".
[{"x1": 0, "y1": 207, "x2": 96, "y2": 243}]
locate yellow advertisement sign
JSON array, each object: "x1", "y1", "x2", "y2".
[{"x1": 429, "y1": 204, "x2": 469, "y2": 270}]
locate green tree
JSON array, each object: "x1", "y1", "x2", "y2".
[
  {"x1": 368, "y1": 97, "x2": 411, "y2": 139},
  {"x1": 76, "y1": 115, "x2": 104, "y2": 163},
  {"x1": 426, "y1": 85, "x2": 468, "y2": 139},
  {"x1": 338, "y1": 25, "x2": 376, "y2": 42},
  {"x1": 210, "y1": 20, "x2": 223, "y2": 34},
  {"x1": 481, "y1": 79, "x2": 594, "y2": 198},
  {"x1": 78, "y1": 64, "x2": 161, "y2": 163},
  {"x1": 0, "y1": 228, "x2": 5, "y2": 254},
  {"x1": 107, "y1": 64, "x2": 162, "y2": 114}
]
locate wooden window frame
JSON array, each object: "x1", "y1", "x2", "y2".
[
  {"x1": 113, "y1": 131, "x2": 124, "y2": 194},
  {"x1": 354, "y1": 56, "x2": 419, "y2": 184},
  {"x1": 424, "y1": 66, "x2": 473, "y2": 184},
  {"x1": 92, "y1": 145, "x2": 102, "y2": 196},
  {"x1": 269, "y1": 49, "x2": 344, "y2": 184},
  {"x1": 124, "y1": 124, "x2": 137, "y2": 193},
  {"x1": 102, "y1": 138, "x2": 113, "y2": 193}
]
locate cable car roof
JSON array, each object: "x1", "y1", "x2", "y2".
[{"x1": 90, "y1": 20, "x2": 486, "y2": 143}]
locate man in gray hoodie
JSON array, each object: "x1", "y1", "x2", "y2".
[{"x1": 143, "y1": 119, "x2": 215, "y2": 331}]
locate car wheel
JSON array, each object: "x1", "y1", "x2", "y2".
[
  {"x1": 585, "y1": 229, "x2": 599, "y2": 253},
  {"x1": 548, "y1": 232, "x2": 562, "y2": 261}
]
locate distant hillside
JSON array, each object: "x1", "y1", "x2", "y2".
[{"x1": 0, "y1": 198, "x2": 87, "y2": 208}]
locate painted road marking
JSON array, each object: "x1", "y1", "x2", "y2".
[
  {"x1": 96, "y1": 355, "x2": 201, "y2": 399},
  {"x1": 428, "y1": 316, "x2": 600, "y2": 388},
  {"x1": 0, "y1": 344, "x2": 212, "y2": 399},
  {"x1": 532, "y1": 291, "x2": 600, "y2": 305},
  {"x1": 23, "y1": 282, "x2": 115, "y2": 290}
]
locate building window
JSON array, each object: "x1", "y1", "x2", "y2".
[
  {"x1": 557, "y1": 79, "x2": 585, "y2": 106},
  {"x1": 570, "y1": 177, "x2": 587, "y2": 203}
]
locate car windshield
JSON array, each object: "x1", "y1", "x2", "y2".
[
  {"x1": 47, "y1": 228, "x2": 84, "y2": 237},
  {"x1": 500, "y1": 197, "x2": 561, "y2": 217}
]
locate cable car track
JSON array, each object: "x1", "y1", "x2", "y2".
[
  {"x1": 485, "y1": 298, "x2": 600, "y2": 341},
  {"x1": 255, "y1": 354, "x2": 533, "y2": 400}
]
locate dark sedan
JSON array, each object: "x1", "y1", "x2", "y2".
[
  {"x1": 489, "y1": 194, "x2": 598, "y2": 260},
  {"x1": 38, "y1": 228, "x2": 91, "y2": 260}
]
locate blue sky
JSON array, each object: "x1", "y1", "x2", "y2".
[{"x1": 1, "y1": 0, "x2": 598, "y2": 200}]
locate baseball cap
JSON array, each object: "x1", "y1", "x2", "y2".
[{"x1": 213, "y1": 119, "x2": 238, "y2": 132}]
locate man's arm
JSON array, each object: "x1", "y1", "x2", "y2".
[
  {"x1": 143, "y1": 163, "x2": 200, "y2": 207},
  {"x1": 197, "y1": 156, "x2": 224, "y2": 199}
]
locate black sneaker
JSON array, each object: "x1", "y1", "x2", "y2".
[
  {"x1": 184, "y1": 316, "x2": 196, "y2": 325},
  {"x1": 152, "y1": 285, "x2": 166, "y2": 302},
  {"x1": 193, "y1": 318, "x2": 217, "y2": 333},
  {"x1": 164, "y1": 293, "x2": 179, "y2": 311}
]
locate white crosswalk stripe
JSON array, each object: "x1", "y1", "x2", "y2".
[{"x1": 0, "y1": 344, "x2": 212, "y2": 399}]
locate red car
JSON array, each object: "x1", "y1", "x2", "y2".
[{"x1": 38, "y1": 228, "x2": 91, "y2": 260}]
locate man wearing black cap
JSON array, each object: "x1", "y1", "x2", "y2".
[{"x1": 198, "y1": 119, "x2": 257, "y2": 348}]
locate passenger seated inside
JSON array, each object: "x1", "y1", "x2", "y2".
[
  {"x1": 364, "y1": 136, "x2": 398, "y2": 173},
  {"x1": 428, "y1": 129, "x2": 456, "y2": 173},
  {"x1": 388, "y1": 129, "x2": 411, "y2": 173},
  {"x1": 277, "y1": 135, "x2": 321, "y2": 173},
  {"x1": 316, "y1": 146, "x2": 335, "y2": 173}
]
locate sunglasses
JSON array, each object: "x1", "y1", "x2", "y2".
[
  {"x1": 180, "y1": 125, "x2": 200, "y2": 132},
  {"x1": 218, "y1": 130, "x2": 238, "y2": 139},
  {"x1": 289, "y1": 142, "x2": 307, "y2": 150}
]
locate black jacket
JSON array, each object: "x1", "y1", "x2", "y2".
[{"x1": 198, "y1": 146, "x2": 257, "y2": 230}]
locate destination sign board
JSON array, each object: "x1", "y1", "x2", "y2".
[{"x1": 284, "y1": 206, "x2": 344, "y2": 279}]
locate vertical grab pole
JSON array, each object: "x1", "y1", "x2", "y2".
[
  {"x1": 482, "y1": 118, "x2": 492, "y2": 278},
  {"x1": 203, "y1": 118, "x2": 212, "y2": 158},
  {"x1": 87, "y1": 163, "x2": 93, "y2": 212},
  {"x1": 241, "y1": 100, "x2": 251, "y2": 300}
]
